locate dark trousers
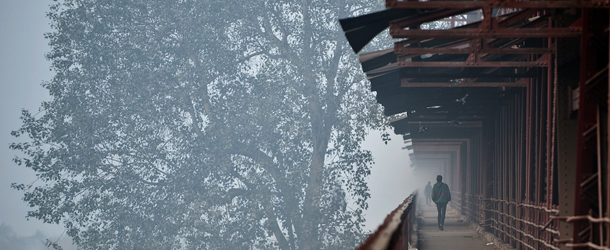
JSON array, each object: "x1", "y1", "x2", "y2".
[{"x1": 436, "y1": 202, "x2": 447, "y2": 227}]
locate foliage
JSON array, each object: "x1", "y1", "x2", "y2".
[{"x1": 11, "y1": 0, "x2": 388, "y2": 249}]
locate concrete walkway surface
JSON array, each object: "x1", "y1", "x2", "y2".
[{"x1": 416, "y1": 203, "x2": 502, "y2": 250}]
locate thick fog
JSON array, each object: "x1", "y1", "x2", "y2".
[
  {"x1": 0, "y1": 1, "x2": 422, "y2": 249},
  {"x1": 0, "y1": 1, "x2": 72, "y2": 250}
]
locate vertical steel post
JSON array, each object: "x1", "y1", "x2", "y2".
[
  {"x1": 546, "y1": 25, "x2": 554, "y2": 208},
  {"x1": 607, "y1": 11, "x2": 610, "y2": 247}
]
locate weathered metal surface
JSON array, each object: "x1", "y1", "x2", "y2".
[
  {"x1": 400, "y1": 80, "x2": 528, "y2": 87},
  {"x1": 395, "y1": 47, "x2": 556, "y2": 55},
  {"x1": 340, "y1": 1, "x2": 609, "y2": 249},
  {"x1": 386, "y1": 0, "x2": 610, "y2": 9},
  {"x1": 397, "y1": 60, "x2": 549, "y2": 67},
  {"x1": 569, "y1": 9, "x2": 609, "y2": 249},
  {"x1": 390, "y1": 27, "x2": 581, "y2": 39},
  {"x1": 356, "y1": 191, "x2": 417, "y2": 250}
]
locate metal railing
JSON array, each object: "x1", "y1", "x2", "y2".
[
  {"x1": 356, "y1": 191, "x2": 417, "y2": 250},
  {"x1": 455, "y1": 190, "x2": 562, "y2": 249}
]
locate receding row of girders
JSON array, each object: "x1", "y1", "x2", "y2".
[
  {"x1": 343, "y1": 1, "x2": 609, "y2": 249},
  {"x1": 387, "y1": 2, "x2": 609, "y2": 249}
]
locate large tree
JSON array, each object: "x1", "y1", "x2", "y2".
[{"x1": 11, "y1": 0, "x2": 387, "y2": 249}]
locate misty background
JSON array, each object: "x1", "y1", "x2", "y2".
[{"x1": 1, "y1": 1, "x2": 423, "y2": 249}]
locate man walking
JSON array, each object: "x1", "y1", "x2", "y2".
[
  {"x1": 431, "y1": 175, "x2": 451, "y2": 230},
  {"x1": 424, "y1": 181, "x2": 432, "y2": 205}
]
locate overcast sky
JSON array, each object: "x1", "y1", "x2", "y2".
[
  {"x1": 0, "y1": 1, "x2": 418, "y2": 247},
  {"x1": 1, "y1": 0, "x2": 54, "y2": 234}
]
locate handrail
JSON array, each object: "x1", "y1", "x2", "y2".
[{"x1": 356, "y1": 190, "x2": 417, "y2": 250}]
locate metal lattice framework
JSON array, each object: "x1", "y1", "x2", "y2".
[{"x1": 340, "y1": 1, "x2": 609, "y2": 249}]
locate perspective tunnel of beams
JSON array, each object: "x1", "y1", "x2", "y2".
[{"x1": 339, "y1": 4, "x2": 574, "y2": 162}]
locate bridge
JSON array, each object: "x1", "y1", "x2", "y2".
[{"x1": 340, "y1": 1, "x2": 609, "y2": 249}]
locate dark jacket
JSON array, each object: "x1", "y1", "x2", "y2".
[{"x1": 432, "y1": 182, "x2": 451, "y2": 204}]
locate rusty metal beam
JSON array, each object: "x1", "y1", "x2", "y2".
[
  {"x1": 386, "y1": 0, "x2": 610, "y2": 9},
  {"x1": 607, "y1": 11, "x2": 610, "y2": 246},
  {"x1": 401, "y1": 79, "x2": 528, "y2": 87},
  {"x1": 397, "y1": 60, "x2": 548, "y2": 67},
  {"x1": 391, "y1": 8, "x2": 478, "y2": 28},
  {"x1": 390, "y1": 27, "x2": 581, "y2": 39},
  {"x1": 398, "y1": 70, "x2": 539, "y2": 79},
  {"x1": 395, "y1": 47, "x2": 556, "y2": 55},
  {"x1": 571, "y1": 9, "x2": 609, "y2": 248}
]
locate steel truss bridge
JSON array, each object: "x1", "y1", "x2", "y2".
[{"x1": 340, "y1": 0, "x2": 609, "y2": 249}]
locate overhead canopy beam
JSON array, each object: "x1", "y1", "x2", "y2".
[
  {"x1": 386, "y1": 0, "x2": 610, "y2": 9},
  {"x1": 397, "y1": 60, "x2": 548, "y2": 67},
  {"x1": 395, "y1": 47, "x2": 556, "y2": 55},
  {"x1": 390, "y1": 27, "x2": 581, "y2": 38},
  {"x1": 401, "y1": 79, "x2": 528, "y2": 87}
]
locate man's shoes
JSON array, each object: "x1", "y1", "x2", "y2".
[{"x1": 440, "y1": 226, "x2": 444, "y2": 231}]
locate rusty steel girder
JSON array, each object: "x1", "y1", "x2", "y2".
[
  {"x1": 568, "y1": 8, "x2": 609, "y2": 249},
  {"x1": 386, "y1": 0, "x2": 610, "y2": 9},
  {"x1": 390, "y1": 27, "x2": 581, "y2": 39}
]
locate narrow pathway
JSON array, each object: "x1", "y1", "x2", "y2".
[{"x1": 417, "y1": 203, "x2": 500, "y2": 250}]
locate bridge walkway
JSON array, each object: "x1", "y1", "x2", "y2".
[{"x1": 416, "y1": 204, "x2": 503, "y2": 250}]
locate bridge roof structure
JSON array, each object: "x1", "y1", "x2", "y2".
[
  {"x1": 340, "y1": 1, "x2": 582, "y2": 167},
  {"x1": 340, "y1": 1, "x2": 610, "y2": 249}
]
